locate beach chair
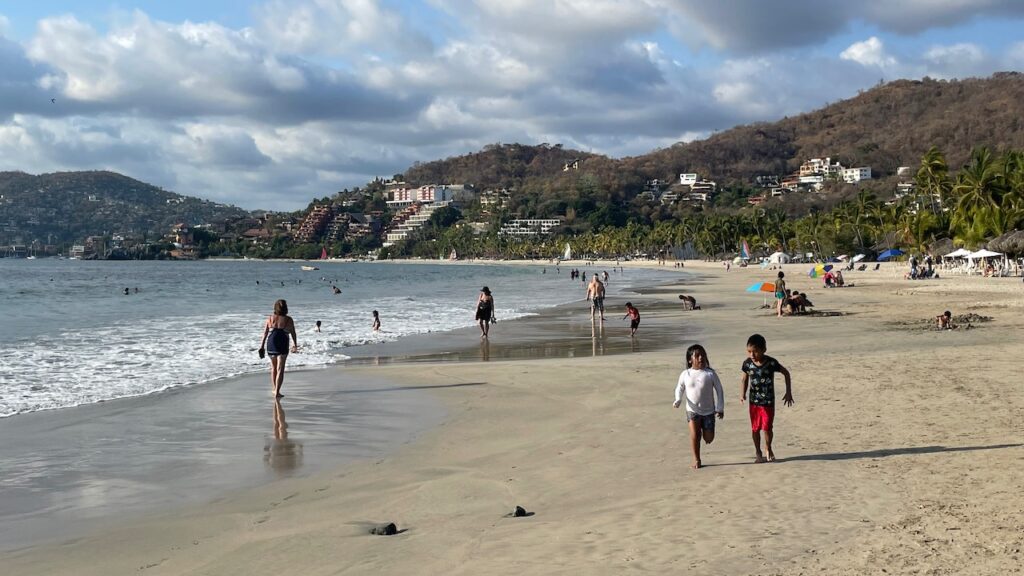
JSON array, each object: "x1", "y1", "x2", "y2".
[
  {"x1": 857, "y1": 264, "x2": 867, "y2": 271},
  {"x1": 873, "y1": 263, "x2": 880, "y2": 271}
]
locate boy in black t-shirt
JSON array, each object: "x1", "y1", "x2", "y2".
[{"x1": 741, "y1": 333, "x2": 794, "y2": 463}]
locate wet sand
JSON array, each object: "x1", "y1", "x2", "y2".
[
  {"x1": 0, "y1": 273, "x2": 688, "y2": 553},
  {"x1": 4, "y1": 260, "x2": 1023, "y2": 575}
]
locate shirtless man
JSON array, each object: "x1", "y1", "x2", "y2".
[{"x1": 586, "y1": 275, "x2": 606, "y2": 321}]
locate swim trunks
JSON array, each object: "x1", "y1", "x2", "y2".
[
  {"x1": 630, "y1": 319, "x2": 640, "y2": 330},
  {"x1": 266, "y1": 328, "x2": 290, "y2": 356},
  {"x1": 592, "y1": 296, "x2": 605, "y2": 312},
  {"x1": 748, "y1": 404, "x2": 774, "y2": 431}
]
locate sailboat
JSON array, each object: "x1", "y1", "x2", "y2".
[
  {"x1": 563, "y1": 243, "x2": 572, "y2": 261},
  {"x1": 320, "y1": 246, "x2": 329, "y2": 260}
]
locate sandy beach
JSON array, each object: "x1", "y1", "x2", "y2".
[{"x1": 4, "y1": 260, "x2": 1023, "y2": 575}]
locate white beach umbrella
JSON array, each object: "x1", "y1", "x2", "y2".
[
  {"x1": 967, "y1": 249, "x2": 1002, "y2": 259},
  {"x1": 852, "y1": 254, "x2": 866, "y2": 262},
  {"x1": 837, "y1": 254, "x2": 849, "y2": 261},
  {"x1": 943, "y1": 248, "x2": 971, "y2": 258}
]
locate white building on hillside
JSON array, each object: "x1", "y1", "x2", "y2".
[
  {"x1": 800, "y1": 157, "x2": 843, "y2": 177},
  {"x1": 679, "y1": 173, "x2": 697, "y2": 186},
  {"x1": 498, "y1": 219, "x2": 562, "y2": 237},
  {"x1": 842, "y1": 167, "x2": 872, "y2": 183}
]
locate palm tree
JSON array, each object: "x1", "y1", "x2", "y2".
[
  {"x1": 915, "y1": 146, "x2": 952, "y2": 213},
  {"x1": 950, "y1": 147, "x2": 1001, "y2": 238}
]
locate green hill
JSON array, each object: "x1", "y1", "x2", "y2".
[
  {"x1": 397, "y1": 73, "x2": 1024, "y2": 218},
  {"x1": 0, "y1": 170, "x2": 250, "y2": 246}
]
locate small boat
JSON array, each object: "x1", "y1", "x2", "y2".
[
  {"x1": 301, "y1": 265, "x2": 319, "y2": 271},
  {"x1": 320, "y1": 246, "x2": 329, "y2": 260}
]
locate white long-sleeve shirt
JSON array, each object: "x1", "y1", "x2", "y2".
[{"x1": 674, "y1": 367, "x2": 725, "y2": 416}]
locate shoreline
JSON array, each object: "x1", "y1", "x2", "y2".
[
  {"x1": 5, "y1": 261, "x2": 1023, "y2": 574},
  {"x1": 0, "y1": 263, "x2": 691, "y2": 553}
]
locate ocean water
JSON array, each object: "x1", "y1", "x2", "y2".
[{"x1": 0, "y1": 259, "x2": 663, "y2": 417}]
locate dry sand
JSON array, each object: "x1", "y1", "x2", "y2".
[{"x1": 5, "y1": 260, "x2": 1023, "y2": 575}]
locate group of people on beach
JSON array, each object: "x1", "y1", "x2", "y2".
[{"x1": 673, "y1": 334, "x2": 794, "y2": 469}]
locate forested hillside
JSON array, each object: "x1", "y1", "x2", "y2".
[
  {"x1": 0, "y1": 171, "x2": 250, "y2": 244},
  {"x1": 399, "y1": 73, "x2": 1024, "y2": 217}
]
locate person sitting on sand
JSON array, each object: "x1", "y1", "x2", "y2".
[
  {"x1": 678, "y1": 294, "x2": 700, "y2": 310},
  {"x1": 788, "y1": 291, "x2": 813, "y2": 314},
  {"x1": 936, "y1": 310, "x2": 955, "y2": 330},
  {"x1": 673, "y1": 344, "x2": 724, "y2": 469}
]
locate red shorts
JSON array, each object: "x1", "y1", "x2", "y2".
[{"x1": 749, "y1": 405, "x2": 775, "y2": 431}]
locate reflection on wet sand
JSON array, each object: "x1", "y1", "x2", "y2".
[
  {"x1": 480, "y1": 338, "x2": 490, "y2": 361},
  {"x1": 264, "y1": 400, "x2": 303, "y2": 473},
  {"x1": 591, "y1": 317, "x2": 605, "y2": 356}
]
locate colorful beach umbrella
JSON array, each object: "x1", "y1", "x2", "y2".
[
  {"x1": 808, "y1": 264, "x2": 833, "y2": 278},
  {"x1": 745, "y1": 281, "x2": 776, "y2": 293}
]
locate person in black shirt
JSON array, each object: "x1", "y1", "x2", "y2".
[{"x1": 740, "y1": 333, "x2": 794, "y2": 463}]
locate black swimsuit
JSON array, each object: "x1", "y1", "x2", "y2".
[
  {"x1": 476, "y1": 298, "x2": 493, "y2": 321},
  {"x1": 266, "y1": 326, "x2": 290, "y2": 356}
]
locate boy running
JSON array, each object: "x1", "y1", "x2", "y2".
[{"x1": 740, "y1": 334, "x2": 793, "y2": 463}]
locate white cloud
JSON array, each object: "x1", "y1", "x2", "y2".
[
  {"x1": 840, "y1": 37, "x2": 898, "y2": 69},
  {"x1": 1007, "y1": 41, "x2": 1024, "y2": 66},
  {"x1": 924, "y1": 42, "x2": 984, "y2": 65},
  {"x1": 255, "y1": 0, "x2": 431, "y2": 57},
  {"x1": 1, "y1": 3, "x2": 1020, "y2": 211},
  {"x1": 919, "y1": 42, "x2": 994, "y2": 79},
  {"x1": 0, "y1": 14, "x2": 10, "y2": 37}
]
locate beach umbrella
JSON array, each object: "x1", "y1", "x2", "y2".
[
  {"x1": 836, "y1": 255, "x2": 849, "y2": 261},
  {"x1": 943, "y1": 248, "x2": 971, "y2": 258},
  {"x1": 878, "y1": 248, "x2": 904, "y2": 261},
  {"x1": 808, "y1": 264, "x2": 833, "y2": 278},
  {"x1": 745, "y1": 281, "x2": 776, "y2": 293},
  {"x1": 967, "y1": 249, "x2": 1002, "y2": 259},
  {"x1": 852, "y1": 254, "x2": 866, "y2": 262}
]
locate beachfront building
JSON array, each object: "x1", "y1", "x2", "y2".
[
  {"x1": 383, "y1": 201, "x2": 454, "y2": 246},
  {"x1": 386, "y1": 184, "x2": 475, "y2": 210},
  {"x1": 498, "y1": 218, "x2": 562, "y2": 237},
  {"x1": 294, "y1": 205, "x2": 333, "y2": 243},
  {"x1": 842, "y1": 167, "x2": 873, "y2": 183},
  {"x1": 679, "y1": 173, "x2": 697, "y2": 186}
]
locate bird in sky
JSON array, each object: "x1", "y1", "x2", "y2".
[{"x1": 50, "y1": 98, "x2": 56, "y2": 104}]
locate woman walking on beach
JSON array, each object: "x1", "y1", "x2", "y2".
[
  {"x1": 259, "y1": 299, "x2": 298, "y2": 398},
  {"x1": 476, "y1": 286, "x2": 495, "y2": 338}
]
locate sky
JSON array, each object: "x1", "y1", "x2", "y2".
[{"x1": 1, "y1": 1, "x2": 1023, "y2": 211}]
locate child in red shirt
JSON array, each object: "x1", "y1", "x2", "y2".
[{"x1": 622, "y1": 302, "x2": 640, "y2": 336}]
